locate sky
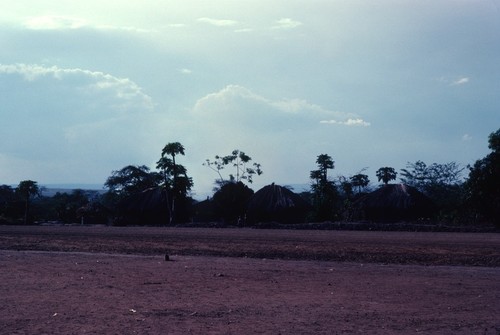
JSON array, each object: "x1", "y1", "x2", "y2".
[{"x1": 1, "y1": 0, "x2": 499, "y2": 199}]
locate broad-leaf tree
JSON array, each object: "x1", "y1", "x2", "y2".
[
  {"x1": 400, "y1": 160, "x2": 464, "y2": 221},
  {"x1": 465, "y1": 128, "x2": 500, "y2": 225},
  {"x1": 400, "y1": 161, "x2": 463, "y2": 190},
  {"x1": 16, "y1": 180, "x2": 39, "y2": 225},
  {"x1": 0, "y1": 185, "x2": 17, "y2": 222},
  {"x1": 376, "y1": 167, "x2": 397, "y2": 185},
  {"x1": 204, "y1": 149, "x2": 263, "y2": 188},
  {"x1": 105, "y1": 165, "x2": 161, "y2": 197}
]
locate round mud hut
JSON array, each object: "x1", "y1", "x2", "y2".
[
  {"x1": 246, "y1": 183, "x2": 311, "y2": 224},
  {"x1": 351, "y1": 183, "x2": 436, "y2": 222}
]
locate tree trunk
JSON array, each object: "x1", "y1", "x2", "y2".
[{"x1": 24, "y1": 198, "x2": 29, "y2": 225}]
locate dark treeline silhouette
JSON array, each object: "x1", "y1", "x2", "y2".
[{"x1": 1, "y1": 129, "x2": 499, "y2": 228}]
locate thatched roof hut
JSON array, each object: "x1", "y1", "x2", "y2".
[
  {"x1": 247, "y1": 183, "x2": 311, "y2": 224},
  {"x1": 116, "y1": 187, "x2": 170, "y2": 225},
  {"x1": 351, "y1": 184, "x2": 436, "y2": 222}
]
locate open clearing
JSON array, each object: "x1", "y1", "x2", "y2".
[{"x1": 0, "y1": 225, "x2": 499, "y2": 334}]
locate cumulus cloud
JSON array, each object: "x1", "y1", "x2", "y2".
[
  {"x1": 272, "y1": 18, "x2": 303, "y2": 29},
  {"x1": 0, "y1": 63, "x2": 158, "y2": 183},
  {"x1": 192, "y1": 85, "x2": 367, "y2": 130},
  {"x1": 197, "y1": 17, "x2": 238, "y2": 27},
  {"x1": 186, "y1": 85, "x2": 371, "y2": 194},
  {"x1": 0, "y1": 63, "x2": 153, "y2": 110}
]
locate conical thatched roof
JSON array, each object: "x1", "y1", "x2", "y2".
[
  {"x1": 247, "y1": 183, "x2": 311, "y2": 224},
  {"x1": 116, "y1": 187, "x2": 169, "y2": 225},
  {"x1": 352, "y1": 184, "x2": 436, "y2": 222}
]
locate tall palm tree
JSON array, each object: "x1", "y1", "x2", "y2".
[{"x1": 157, "y1": 142, "x2": 191, "y2": 224}]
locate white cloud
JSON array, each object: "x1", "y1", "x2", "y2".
[
  {"x1": 23, "y1": 15, "x2": 154, "y2": 33},
  {"x1": 24, "y1": 15, "x2": 87, "y2": 30},
  {"x1": 167, "y1": 23, "x2": 187, "y2": 28},
  {"x1": 0, "y1": 63, "x2": 154, "y2": 111},
  {"x1": 320, "y1": 118, "x2": 371, "y2": 127},
  {"x1": 234, "y1": 28, "x2": 254, "y2": 33},
  {"x1": 197, "y1": 17, "x2": 238, "y2": 27},
  {"x1": 462, "y1": 134, "x2": 472, "y2": 141},
  {"x1": 452, "y1": 77, "x2": 469, "y2": 86},
  {"x1": 179, "y1": 68, "x2": 193, "y2": 74},
  {"x1": 0, "y1": 63, "x2": 159, "y2": 183},
  {"x1": 187, "y1": 85, "x2": 372, "y2": 194},
  {"x1": 436, "y1": 76, "x2": 470, "y2": 86},
  {"x1": 192, "y1": 85, "x2": 366, "y2": 128},
  {"x1": 272, "y1": 18, "x2": 303, "y2": 29}
]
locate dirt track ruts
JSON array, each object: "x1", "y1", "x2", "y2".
[{"x1": 1, "y1": 225, "x2": 499, "y2": 266}]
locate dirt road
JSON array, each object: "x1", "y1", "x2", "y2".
[{"x1": 1, "y1": 226, "x2": 499, "y2": 334}]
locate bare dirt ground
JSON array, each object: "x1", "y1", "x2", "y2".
[{"x1": 0, "y1": 225, "x2": 499, "y2": 334}]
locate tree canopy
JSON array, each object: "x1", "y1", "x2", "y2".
[
  {"x1": 350, "y1": 173, "x2": 370, "y2": 193},
  {"x1": 16, "y1": 180, "x2": 40, "y2": 224},
  {"x1": 376, "y1": 167, "x2": 397, "y2": 185},
  {"x1": 104, "y1": 165, "x2": 161, "y2": 197},
  {"x1": 204, "y1": 149, "x2": 263, "y2": 187},
  {"x1": 465, "y1": 128, "x2": 500, "y2": 225},
  {"x1": 309, "y1": 154, "x2": 339, "y2": 221},
  {"x1": 157, "y1": 142, "x2": 193, "y2": 197},
  {"x1": 4, "y1": 129, "x2": 500, "y2": 226}
]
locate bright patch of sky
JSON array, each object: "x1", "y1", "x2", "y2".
[{"x1": 0, "y1": 0, "x2": 499, "y2": 198}]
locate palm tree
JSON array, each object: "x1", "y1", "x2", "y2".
[
  {"x1": 376, "y1": 167, "x2": 397, "y2": 185},
  {"x1": 316, "y1": 154, "x2": 334, "y2": 182},
  {"x1": 350, "y1": 173, "x2": 370, "y2": 193},
  {"x1": 157, "y1": 142, "x2": 192, "y2": 224},
  {"x1": 310, "y1": 154, "x2": 338, "y2": 221},
  {"x1": 161, "y1": 142, "x2": 185, "y2": 184}
]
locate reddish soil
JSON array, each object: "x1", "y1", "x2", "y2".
[{"x1": 0, "y1": 225, "x2": 499, "y2": 334}]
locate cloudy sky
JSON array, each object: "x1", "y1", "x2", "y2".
[{"x1": 1, "y1": 1, "x2": 499, "y2": 198}]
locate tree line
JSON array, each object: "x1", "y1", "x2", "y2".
[{"x1": 1, "y1": 128, "x2": 499, "y2": 226}]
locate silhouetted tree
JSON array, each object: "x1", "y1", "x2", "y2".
[
  {"x1": 0, "y1": 185, "x2": 18, "y2": 223},
  {"x1": 376, "y1": 167, "x2": 397, "y2": 185},
  {"x1": 465, "y1": 128, "x2": 500, "y2": 225},
  {"x1": 400, "y1": 160, "x2": 464, "y2": 221},
  {"x1": 16, "y1": 180, "x2": 39, "y2": 224},
  {"x1": 310, "y1": 154, "x2": 339, "y2": 221},
  {"x1": 105, "y1": 165, "x2": 161, "y2": 198},
  {"x1": 400, "y1": 161, "x2": 463, "y2": 190},
  {"x1": 157, "y1": 142, "x2": 193, "y2": 224},
  {"x1": 204, "y1": 149, "x2": 263, "y2": 189},
  {"x1": 350, "y1": 173, "x2": 370, "y2": 193},
  {"x1": 52, "y1": 189, "x2": 90, "y2": 223}
]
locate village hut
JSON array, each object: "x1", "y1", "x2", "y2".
[
  {"x1": 115, "y1": 187, "x2": 170, "y2": 225},
  {"x1": 191, "y1": 197, "x2": 218, "y2": 223},
  {"x1": 246, "y1": 183, "x2": 311, "y2": 224},
  {"x1": 351, "y1": 183, "x2": 436, "y2": 222}
]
